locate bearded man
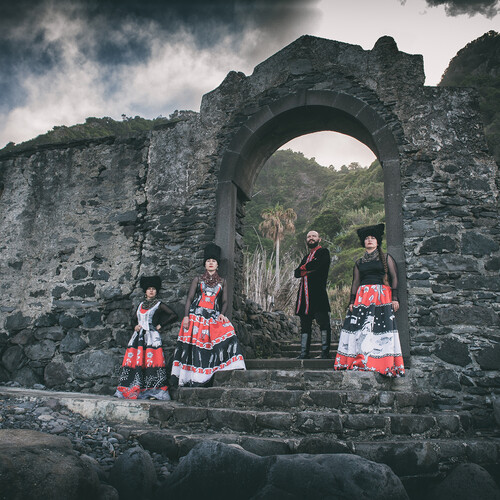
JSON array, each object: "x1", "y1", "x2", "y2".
[{"x1": 294, "y1": 230, "x2": 331, "y2": 359}]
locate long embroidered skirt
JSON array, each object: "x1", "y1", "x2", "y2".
[
  {"x1": 114, "y1": 329, "x2": 170, "y2": 400},
  {"x1": 334, "y1": 284, "x2": 405, "y2": 377},
  {"x1": 171, "y1": 313, "x2": 246, "y2": 386}
]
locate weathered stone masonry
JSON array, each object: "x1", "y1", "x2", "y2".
[{"x1": 0, "y1": 36, "x2": 499, "y2": 425}]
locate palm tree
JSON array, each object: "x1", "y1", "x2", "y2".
[{"x1": 259, "y1": 203, "x2": 297, "y2": 291}]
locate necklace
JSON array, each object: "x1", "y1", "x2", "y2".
[
  {"x1": 201, "y1": 270, "x2": 222, "y2": 288},
  {"x1": 361, "y1": 248, "x2": 380, "y2": 263},
  {"x1": 141, "y1": 298, "x2": 159, "y2": 310}
]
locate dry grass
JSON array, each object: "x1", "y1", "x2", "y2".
[
  {"x1": 244, "y1": 249, "x2": 352, "y2": 322},
  {"x1": 243, "y1": 248, "x2": 299, "y2": 314}
]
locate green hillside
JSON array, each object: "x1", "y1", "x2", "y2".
[
  {"x1": 243, "y1": 150, "x2": 337, "y2": 254},
  {"x1": 243, "y1": 150, "x2": 385, "y2": 296},
  {"x1": 0, "y1": 113, "x2": 194, "y2": 154}
]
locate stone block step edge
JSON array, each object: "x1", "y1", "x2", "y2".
[
  {"x1": 148, "y1": 405, "x2": 478, "y2": 439},
  {"x1": 212, "y1": 367, "x2": 417, "y2": 391},
  {"x1": 0, "y1": 387, "x2": 485, "y2": 438},
  {"x1": 0, "y1": 385, "x2": 437, "y2": 422},
  {"x1": 173, "y1": 386, "x2": 434, "y2": 412}
]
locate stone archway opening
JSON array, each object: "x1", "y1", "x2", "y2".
[
  {"x1": 243, "y1": 130, "x2": 378, "y2": 315},
  {"x1": 216, "y1": 90, "x2": 409, "y2": 360}
]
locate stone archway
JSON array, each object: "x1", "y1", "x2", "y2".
[{"x1": 215, "y1": 89, "x2": 410, "y2": 359}]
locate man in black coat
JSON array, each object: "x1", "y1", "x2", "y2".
[{"x1": 294, "y1": 230, "x2": 331, "y2": 359}]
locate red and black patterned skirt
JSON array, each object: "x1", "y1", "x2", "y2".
[
  {"x1": 114, "y1": 329, "x2": 170, "y2": 400},
  {"x1": 334, "y1": 284, "x2": 405, "y2": 377},
  {"x1": 171, "y1": 313, "x2": 246, "y2": 386}
]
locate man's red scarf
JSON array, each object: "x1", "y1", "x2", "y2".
[{"x1": 296, "y1": 245, "x2": 321, "y2": 315}]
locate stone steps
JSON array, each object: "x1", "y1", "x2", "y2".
[
  {"x1": 174, "y1": 386, "x2": 433, "y2": 414},
  {"x1": 148, "y1": 403, "x2": 473, "y2": 440},
  {"x1": 2, "y1": 385, "x2": 488, "y2": 442},
  {"x1": 245, "y1": 359, "x2": 334, "y2": 370},
  {"x1": 212, "y1": 366, "x2": 415, "y2": 391},
  {"x1": 2, "y1": 384, "x2": 499, "y2": 487}
]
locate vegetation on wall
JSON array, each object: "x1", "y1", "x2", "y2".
[
  {"x1": 439, "y1": 30, "x2": 500, "y2": 165},
  {"x1": 0, "y1": 112, "x2": 195, "y2": 154}
]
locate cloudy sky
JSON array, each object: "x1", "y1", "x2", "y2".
[{"x1": 0, "y1": 0, "x2": 498, "y2": 167}]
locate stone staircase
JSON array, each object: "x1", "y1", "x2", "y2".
[
  {"x1": 273, "y1": 339, "x2": 339, "y2": 359},
  {"x1": 151, "y1": 356, "x2": 499, "y2": 492},
  {"x1": 1, "y1": 339, "x2": 499, "y2": 494},
  {"x1": 159, "y1": 368, "x2": 472, "y2": 444}
]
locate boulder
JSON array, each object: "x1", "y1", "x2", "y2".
[
  {"x1": 1, "y1": 345, "x2": 25, "y2": 372},
  {"x1": 0, "y1": 429, "x2": 100, "y2": 500},
  {"x1": 24, "y1": 339, "x2": 56, "y2": 360},
  {"x1": 108, "y1": 447, "x2": 157, "y2": 500},
  {"x1": 158, "y1": 440, "x2": 408, "y2": 499},
  {"x1": 12, "y1": 365, "x2": 42, "y2": 387},
  {"x1": 44, "y1": 361, "x2": 70, "y2": 387},
  {"x1": 137, "y1": 431, "x2": 179, "y2": 459},
  {"x1": 429, "y1": 463, "x2": 500, "y2": 500}
]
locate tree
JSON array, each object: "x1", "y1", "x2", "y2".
[{"x1": 259, "y1": 203, "x2": 297, "y2": 291}]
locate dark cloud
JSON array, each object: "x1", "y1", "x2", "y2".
[
  {"x1": 422, "y1": 0, "x2": 499, "y2": 17},
  {"x1": 0, "y1": 0, "x2": 320, "y2": 146},
  {"x1": 0, "y1": 0, "x2": 319, "y2": 110},
  {"x1": 0, "y1": 0, "x2": 320, "y2": 55}
]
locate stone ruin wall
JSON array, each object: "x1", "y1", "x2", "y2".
[
  {"x1": 0, "y1": 112, "x2": 294, "y2": 393},
  {"x1": 0, "y1": 37, "x2": 499, "y2": 422}
]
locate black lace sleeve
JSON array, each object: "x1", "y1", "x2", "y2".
[
  {"x1": 220, "y1": 279, "x2": 228, "y2": 316},
  {"x1": 131, "y1": 304, "x2": 138, "y2": 328},
  {"x1": 349, "y1": 260, "x2": 361, "y2": 304},
  {"x1": 387, "y1": 254, "x2": 399, "y2": 301},
  {"x1": 184, "y1": 277, "x2": 199, "y2": 317},
  {"x1": 153, "y1": 303, "x2": 178, "y2": 327}
]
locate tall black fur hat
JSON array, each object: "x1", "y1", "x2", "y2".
[
  {"x1": 140, "y1": 275, "x2": 162, "y2": 292},
  {"x1": 356, "y1": 223, "x2": 385, "y2": 247},
  {"x1": 203, "y1": 243, "x2": 221, "y2": 264}
]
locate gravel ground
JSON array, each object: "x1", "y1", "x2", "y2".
[{"x1": 0, "y1": 383, "x2": 175, "y2": 481}]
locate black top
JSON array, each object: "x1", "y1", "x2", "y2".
[
  {"x1": 294, "y1": 246, "x2": 331, "y2": 315},
  {"x1": 349, "y1": 254, "x2": 399, "y2": 304}
]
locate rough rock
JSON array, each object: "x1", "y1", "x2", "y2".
[
  {"x1": 44, "y1": 361, "x2": 70, "y2": 387},
  {"x1": 476, "y1": 343, "x2": 500, "y2": 371},
  {"x1": 1, "y1": 345, "x2": 25, "y2": 373},
  {"x1": 60, "y1": 329, "x2": 88, "y2": 354},
  {"x1": 108, "y1": 447, "x2": 157, "y2": 500},
  {"x1": 72, "y1": 350, "x2": 119, "y2": 380},
  {"x1": 429, "y1": 463, "x2": 500, "y2": 500},
  {"x1": 158, "y1": 440, "x2": 408, "y2": 499},
  {"x1": 0, "y1": 429, "x2": 100, "y2": 500}
]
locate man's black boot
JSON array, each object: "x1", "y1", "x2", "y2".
[
  {"x1": 320, "y1": 329, "x2": 331, "y2": 359},
  {"x1": 296, "y1": 333, "x2": 310, "y2": 359}
]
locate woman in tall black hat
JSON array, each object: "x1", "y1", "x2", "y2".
[
  {"x1": 334, "y1": 224, "x2": 405, "y2": 377},
  {"x1": 115, "y1": 275, "x2": 177, "y2": 399},
  {"x1": 171, "y1": 243, "x2": 246, "y2": 386}
]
